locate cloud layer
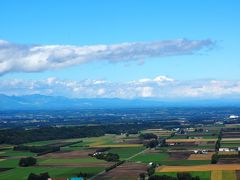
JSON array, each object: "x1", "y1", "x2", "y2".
[
  {"x1": 1, "y1": 76, "x2": 240, "y2": 99},
  {"x1": 0, "y1": 39, "x2": 214, "y2": 75}
]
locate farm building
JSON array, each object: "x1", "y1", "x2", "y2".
[{"x1": 219, "y1": 148, "x2": 230, "y2": 152}]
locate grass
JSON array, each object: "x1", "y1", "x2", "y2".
[
  {"x1": 61, "y1": 146, "x2": 88, "y2": 151},
  {"x1": 160, "y1": 160, "x2": 211, "y2": 166},
  {"x1": 38, "y1": 157, "x2": 106, "y2": 164},
  {"x1": 92, "y1": 144, "x2": 142, "y2": 148},
  {"x1": 24, "y1": 140, "x2": 61, "y2": 146},
  {"x1": 0, "y1": 159, "x2": 20, "y2": 168},
  {"x1": 211, "y1": 171, "x2": 222, "y2": 180},
  {"x1": 108, "y1": 147, "x2": 146, "y2": 160},
  {"x1": 1, "y1": 150, "x2": 36, "y2": 157},
  {"x1": 0, "y1": 167, "x2": 105, "y2": 180},
  {"x1": 79, "y1": 135, "x2": 118, "y2": 147},
  {"x1": 155, "y1": 171, "x2": 211, "y2": 180},
  {"x1": 23, "y1": 134, "x2": 142, "y2": 149},
  {"x1": 222, "y1": 171, "x2": 237, "y2": 180},
  {"x1": 131, "y1": 152, "x2": 169, "y2": 163},
  {"x1": 221, "y1": 143, "x2": 240, "y2": 148}
]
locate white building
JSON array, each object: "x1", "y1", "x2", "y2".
[{"x1": 219, "y1": 148, "x2": 230, "y2": 152}]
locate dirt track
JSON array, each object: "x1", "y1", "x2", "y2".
[{"x1": 94, "y1": 162, "x2": 147, "y2": 180}]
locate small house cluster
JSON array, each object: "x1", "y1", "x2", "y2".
[{"x1": 218, "y1": 147, "x2": 240, "y2": 152}]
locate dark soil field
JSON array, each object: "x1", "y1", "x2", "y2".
[
  {"x1": 40, "y1": 149, "x2": 97, "y2": 159},
  {"x1": 168, "y1": 152, "x2": 190, "y2": 160},
  {"x1": 217, "y1": 158, "x2": 240, "y2": 164},
  {"x1": 95, "y1": 162, "x2": 147, "y2": 180},
  {"x1": 236, "y1": 170, "x2": 240, "y2": 180}
]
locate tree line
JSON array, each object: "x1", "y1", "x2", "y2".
[{"x1": 0, "y1": 122, "x2": 180, "y2": 144}]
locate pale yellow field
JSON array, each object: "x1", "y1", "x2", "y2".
[
  {"x1": 218, "y1": 151, "x2": 238, "y2": 155},
  {"x1": 188, "y1": 152, "x2": 214, "y2": 160},
  {"x1": 142, "y1": 129, "x2": 175, "y2": 136},
  {"x1": 166, "y1": 138, "x2": 217, "y2": 143},
  {"x1": 211, "y1": 171, "x2": 222, "y2": 180},
  {"x1": 0, "y1": 159, "x2": 5, "y2": 162},
  {"x1": 156, "y1": 164, "x2": 240, "y2": 172}
]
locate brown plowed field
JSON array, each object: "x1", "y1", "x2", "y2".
[
  {"x1": 236, "y1": 170, "x2": 240, "y2": 180},
  {"x1": 168, "y1": 152, "x2": 190, "y2": 160},
  {"x1": 94, "y1": 162, "x2": 147, "y2": 180},
  {"x1": 217, "y1": 158, "x2": 240, "y2": 164},
  {"x1": 40, "y1": 150, "x2": 97, "y2": 158}
]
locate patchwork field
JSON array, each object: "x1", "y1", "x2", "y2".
[
  {"x1": 108, "y1": 147, "x2": 146, "y2": 160},
  {"x1": 130, "y1": 151, "x2": 169, "y2": 163},
  {"x1": 95, "y1": 162, "x2": 147, "y2": 180},
  {"x1": 156, "y1": 164, "x2": 240, "y2": 172},
  {"x1": 0, "y1": 125, "x2": 239, "y2": 180},
  {"x1": 155, "y1": 171, "x2": 211, "y2": 180},
  {"x1": 0, "y1": 167, "x2": 105, "y2": 180},
  {"x1": 0, "y1": 134, "x2": 148, "y2": 179},
  {"x1": 166, "y1": 138, "x2": 217, "y2": 143},
  {"x1": 141, "y1": 129, "x2": 174, "y2": 137}
]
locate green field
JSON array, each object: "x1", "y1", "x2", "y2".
[
  {"x1": 160, "y1": 160, "x2": 211, "y2": 166},
  {"x1": 1, "y1": 150, "x2": 36, "y2": 157},
  {"x1": 155, "y1": 171, "x2": 211, "y2": 180},
  {"x1": 108, "y1": 147, "x2": 145, "y2": 160},
  {"x1": 61, "y1": 146, "x2": 89, "y2": 151},
  {"x1": 0, "y1": 167, "x2": 104, "y2": 180},
  {"x1": 131, "y1": 152, "x2": 169, "y2": 163},
  {"x1": 24, "y1": 140, "x2": 61, "y2": 146},
  {"x1": 222, "y1": 170, "x2": 237, "y2": 180},
  {"x1": 221, "y1": 143, "x2": 240, "y2": 148},
  {"x1": 0, "y1": 159, "x2": 20, "y2": 168},
  {"x1": 39, "y1": 157, "x2": 106, "y2": 164}
]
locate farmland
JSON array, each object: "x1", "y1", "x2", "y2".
[{"x1": 1, "y1": 108, "x2": 240, "y2": 179}]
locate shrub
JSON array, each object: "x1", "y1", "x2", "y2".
[
  {"x1": 27, "y1": 172, "x2": 49, "y2": 180},
  {"x1": 19, "y1": 157, "x2": 37, "y2": 167}
]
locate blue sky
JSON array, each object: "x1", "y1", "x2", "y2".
[{"x1": 0, "y1": 1, "x2": 240, "y2": 98}]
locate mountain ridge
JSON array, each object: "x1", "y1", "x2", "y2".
[{"x1": 0, "y1": 94, "x2": 240, "y2": 110}]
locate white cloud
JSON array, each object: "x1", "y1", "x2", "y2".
[
  {"x1": 139, "y1": 86, "x2": 153, "y2": 97},
  {"x1": 0, "y1": 39, "x2": 214, "y2": 75},
  {"x1": 1, "y1": 76, "x2": 240, "y2": 99}
]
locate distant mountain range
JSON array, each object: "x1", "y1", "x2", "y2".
[{"x1": 0, "y1": 94, "x2": 240, "y2": 110}]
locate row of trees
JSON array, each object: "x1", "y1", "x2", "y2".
[
  {"x1": 0, "y1": 122, "x2": 176, "y2": 144},
  {"x1": 94, "y1": 152, "x2": 120, "y2": 162},
  {"x1": 14, "y1": 145, "x2": 60, "y2": 155},
  {"x1": 28, "y1": 173, "x2": 49, "y2": 180}
]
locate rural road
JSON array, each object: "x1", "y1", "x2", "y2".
[{"x1": 88, "y1": 148, "x2": 148, "y2": 180}]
